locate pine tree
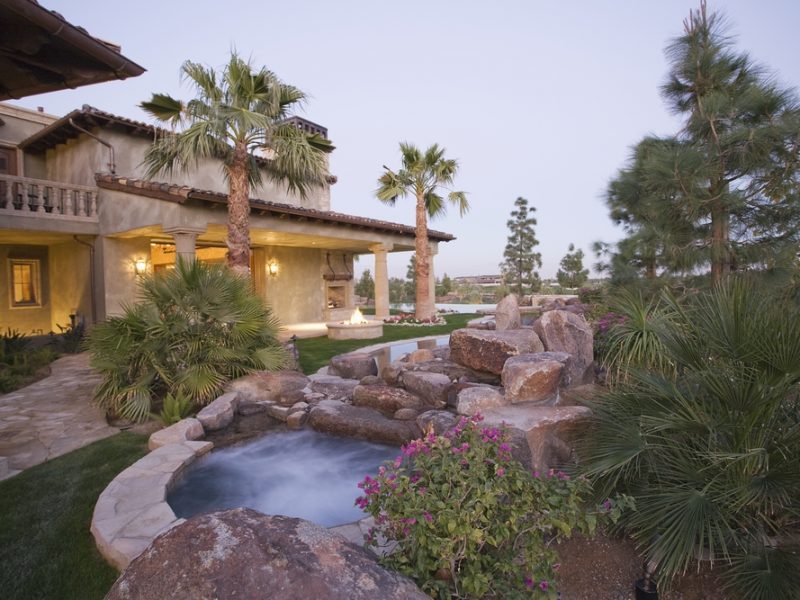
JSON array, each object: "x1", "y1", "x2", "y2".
[
  {"x1": 602, "y1": 2, "x2": 800, "y2": 284},
  {"x1": 405, "y1": 254, "x2": 417, "y2": 303},
  {"x1": 557, "y1": 243, "x2": 589, "y2": 289},
  {"x1": 499, "y1": 197, "x2": 542, "y2": 296}
]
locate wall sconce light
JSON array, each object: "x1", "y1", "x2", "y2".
[
  {"x1": 267, "y1": 259, "x2": 280, "y2": 277},
  {"x1": 134, "y1": 258, "x2": 148, "y2": 276}
]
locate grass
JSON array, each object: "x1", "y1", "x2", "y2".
[
  {"x1": 0, "y1": 432, "x2": 149, "y2": 600},
  {"x1": 296, "y1": 312, "x2": 477, "y2": 374}
]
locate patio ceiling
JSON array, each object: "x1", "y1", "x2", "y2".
[
  {"x1": 0, "y1": 0, "x2": 145, "y2": 100},
  {"x1": 110, "y1": 224, "x2": 416, "y2": 254}
]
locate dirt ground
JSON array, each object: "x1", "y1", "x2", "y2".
[{"x1": 555, "y1": 533, "x2": 729, "y2": 600}]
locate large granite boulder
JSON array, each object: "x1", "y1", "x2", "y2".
[
  {"x1": 455, "y1": 386, "x2": 507, "y2": 416},
  {"x1": 400, "y1": 371, "x2": 451, "y2": 408},
  {"x1": 416, "y1": 409, "x2": 458, "y2": 435},
  {"x1": 532, "y1": 311, "x2": 594, "y2": 385},
  {"x1": 105, "y1": 509, "x2": 428, "y2": 600},
  {"x1": 352, "y1": 385, "x2": 423, "y2": 417},
  {"x1": 309, "y1": 400, "x2": 418, "y2": 445},
  {"x1": 501, "y1": 352, "x2": 570, "y2": 404},
  {"x1": 309, "y1": 375, "x2": 360, "y2": 401},
  {"x1": 495, "y1": 293, "x2": 521, "y2": 331},
  {"x1": 196, "y1": 392, "x2": 239, "y2": 431},
  {"x1": 449, "y1": 328, "x2": 544, "y2": 375},
  {"x1": 228, "y1": 371, "x2": 309, "y2": 402},
  {"x1": 384, "y1": 358, "x2": 498, "y2": 386},
  {"x1": 482, "y1": 404, "x2": 592, "y2": 470},
  {"x1": 329, "y1": 353, "x2": 378, "y2": 380}
]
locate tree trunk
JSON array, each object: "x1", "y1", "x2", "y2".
[
  {"x1": 414, "y1": 191, "x2": 433, "y2": 320},
  {"x1": 709, "y1": 199, "x2": 730, "y2": 284},
  {"x1": 227, "y1": 141, "x2": 251, "y2": 277}
]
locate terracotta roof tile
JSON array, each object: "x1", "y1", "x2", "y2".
[{"x1": 95, "y1": 174, "x2": 455, "y2": 242}]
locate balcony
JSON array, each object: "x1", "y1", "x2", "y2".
[{"x1": 0, "y1": 175, "x2": 99, "y2": 226}]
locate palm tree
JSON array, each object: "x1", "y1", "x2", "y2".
[
  {"x1": 140, "y1": 53, "x2": 333, "y2": 276},
  {"x1": 377, "y1": 143, "x2": 468, "y2": 319}
]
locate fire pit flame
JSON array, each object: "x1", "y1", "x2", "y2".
[{"x1": 346, "y1": 307, "x2": 368, "y2": 325}]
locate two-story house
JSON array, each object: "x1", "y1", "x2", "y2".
[{"x1": 0, "y1": 102, "x2": 453, "y2": 334}]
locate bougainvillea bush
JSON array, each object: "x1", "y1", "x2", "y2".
[{"x1": 357, "y1": 415, "x2": 630, "y2": 599}]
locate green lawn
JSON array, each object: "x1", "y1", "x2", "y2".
[
  {"x1": 296, "y1": 312, "x2": 477, "y2": 373},
  {"x1": 0, "y1": 432, "x2": 148, "y2": 600}
]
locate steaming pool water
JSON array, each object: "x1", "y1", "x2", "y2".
[{"x1": 167, "y1": 429, "x2": 398, "y2": 527}]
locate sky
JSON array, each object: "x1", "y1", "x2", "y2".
[{"x1": 10, "y1": 1, "x2": 800, "y2": 280}]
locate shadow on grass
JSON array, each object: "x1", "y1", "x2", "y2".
[
  {"x1": 296, "y1": 312, "x2": 477, "y2": 374},
  {"x1": 0, "y1": 432, "x2": 148, "y2": 600}
]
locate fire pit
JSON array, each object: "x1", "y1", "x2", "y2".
[{"x1": 326, "y1": 308, "x2": 384, "y2": 340}]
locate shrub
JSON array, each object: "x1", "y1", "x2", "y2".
[
  {"x1": 357, "y1": 415, "x2": 629, "y2": 599},
  {"x1": 0, "y1": 329, "x2": 59, "y2": 393},
  {"x1": 87, "y1": 259, "x2": 287, "y2": 422},
  {"x1": 600, "y1": 289, "x2": 675, "y2": 384},
  {"x1": 580, "y1": 279, "x2": 800, "y2": 599},
  {"x1": 151, "y1": 391, "x2": 194, "y2": 425}
]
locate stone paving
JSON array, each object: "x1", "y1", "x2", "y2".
[{"x1": 0, "y1": 353, "x2": 118, "y2": 481}]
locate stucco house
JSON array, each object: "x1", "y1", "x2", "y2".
[{"x1": 0, "y1": 102, "x2": 453, "y2": 334}]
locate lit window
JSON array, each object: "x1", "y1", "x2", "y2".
[{"x1": 9, "y1": 260, "x2": 40, "y2": 307}]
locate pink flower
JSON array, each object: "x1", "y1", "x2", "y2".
[
  {"x1": 524, "y1": 577, "x2": 534, "y2": 589},
  {"x1": 540, "y1": 580, "x2": 549, "y2": 591},
  {"x1": 496, "y1": 467, "x2": 506, "y2": 477},
  {"x1": 533, "y1": 470, "x2": 541, "y2": 478},
  {"x1": 423, "y1": 512, "x2": 433, "y2": 523}
]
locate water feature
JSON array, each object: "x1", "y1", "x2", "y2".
[{"x1": 167, "y1": 429, "x2": 398, "y2": 527}]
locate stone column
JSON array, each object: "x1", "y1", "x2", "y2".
[
  {"x1": 370, "y1": 243, "x2": 392, "y2": 319},
  {"x1": 164, "y1": 226, "x2": 205, "y2": 263},
  {"x1": 427, "y1": 242, "x2": 439, "y2": 318}
]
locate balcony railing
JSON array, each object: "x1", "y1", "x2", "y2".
[{"x1": 0, "y1": 174, "x2": 98, "y2": 221}]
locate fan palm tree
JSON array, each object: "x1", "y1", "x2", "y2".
[
  {"x1": 140, "y1": 53, "x2": 333, "y2": 276},
  {"x1": 377, "y1": 143, "x2": 468, "y2": 319}
]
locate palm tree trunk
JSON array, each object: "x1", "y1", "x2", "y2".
[
  {"x1": 227, "y1": 141, "x2": 251, "y2": 277},
  {"x1": 415, "y1": 191, "x2": 433, "y2": 320}
]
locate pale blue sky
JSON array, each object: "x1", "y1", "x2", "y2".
[{"x1": 11, "y1": 1, "x2": 800, "y2": 279}]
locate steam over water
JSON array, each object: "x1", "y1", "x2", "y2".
[{"x1": 168, "y1": 430, "x2": 398, "y2": 527}]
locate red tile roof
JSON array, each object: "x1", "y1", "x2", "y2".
[{"x1": 95, "y1": 174, "x2": 455, "y2": 242}]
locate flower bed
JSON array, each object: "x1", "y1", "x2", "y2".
[{"x1": 383, "y1": 313, "x2": 446, "y2": 326}]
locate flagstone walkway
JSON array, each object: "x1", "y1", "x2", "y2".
[{"x1": 0, "y1": 353, "x2": 118, "y2": 481}]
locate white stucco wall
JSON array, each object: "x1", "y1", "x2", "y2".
[
  {"x1": 261, "y1": 246, "x2": 326, "y2": 324},
  {"x1": 49, "y1": 240, "x2": 93, "y2": 331}
]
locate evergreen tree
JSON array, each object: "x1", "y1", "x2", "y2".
[
  {"x1": 355, "y1": 269, "x2": 375, "y2": 300},
  {"x1": 437, "y1": 273, "x2": 453, "y2": 296},
  {"x1": 388, "y1": 277, "x2": 406, "y2": 304},
  {"x1": 603, "y1": 2, "x2": 800, "y2": 284},
  {"x1": 499, "y1": 197, "x2": 542, "y2": 295},
  {"x1": 405, "y1": 254, "x2": 417, "y2": 302},
  {"x1": 557, "y1": 243, "x2": 589, "y2": 288}
]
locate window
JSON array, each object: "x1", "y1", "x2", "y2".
[{"x1": 9, "y1": 259, "x2": 40, "y2": 307}]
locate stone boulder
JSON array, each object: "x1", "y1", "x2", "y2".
[
  {"x1": 482, "y1": 404, "x2": 592, "y2": 470},
  {"x1": 431, "y1": 346, "x2": 450, "y2": 360},
  {"x1": 228, "y1": 371, "x2": 309, "y2": 402},
  {"x1": 407, "y1": 348, "x2": 435, "y2": 363},
  {"x1": 328, "y1": 353, "x2": 378, "y2": 380},
  {"x1": 416, "y1": 410, "x2": 458, "y2": 435},
  {"x1": 308, "y1": 375, "x2": 360, "y2": 401},
  {"x1": 532, "y1": 310, "x2": 594, "y2": 385},
  {"x1": 104, "y1": 509, "x2": 428, "y2": 600},
  {"x1": 495, "y1": 293, "x2": 521, "y2": 331},
  {"x1": 449, "y1": 328, "x2": 544, "y2": 375},
  {"x1": 148, "y1": 418, "x2": 204, "y2": 450},
  {"x1": 196, "y1": 392, "x2": 239, "y2": 431},
  {"x1": 501, "y1": 352, "x2": 569, "y2": 404},
  {"x1": 400, "y1": 371, "x2": 451, "y2": 408},
  {"x1": 455, "y1": 386, "x2": 507, "y2": 416},
  {"x1": 380, "y1": 361, "x2": 405, "y2": 385},
  {"x1": 309, "y1": 400, "x2": 418, "y2": 446},
  {"x1": 352, "y1": 385, "x2": 423, "y2": 417}
]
